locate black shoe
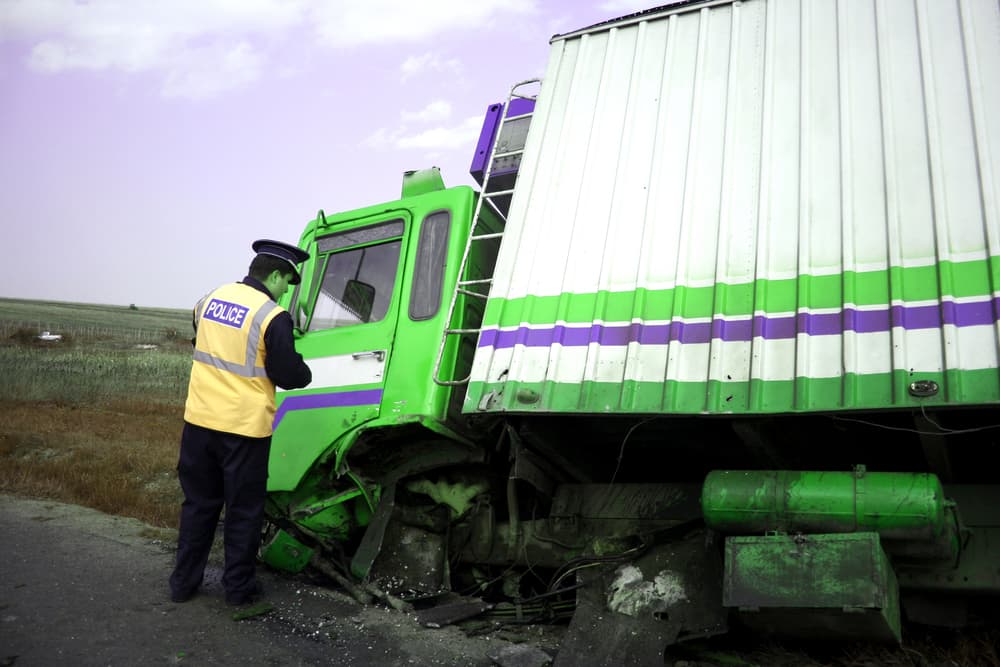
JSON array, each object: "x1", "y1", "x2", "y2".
[
  {"x1": 171, "y1": 588, "x2": 197, "y2": 603},
  {"x1": 169, "y1": 573, "x2": 204, "y2": 603},
  {"x1": 226, "y1": 581, "x2": 264, "y2": 606}
]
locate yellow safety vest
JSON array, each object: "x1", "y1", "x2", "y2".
[{"x1": 183, "y1": 282, "x2": 284, "y2": 437}]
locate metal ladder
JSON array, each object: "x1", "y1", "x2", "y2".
[{"x1": 432, "y1": 79, "x2": 539, "y2": 386}]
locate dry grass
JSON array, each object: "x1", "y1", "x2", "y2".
[{"x1": 0, "y1": 398, "x2": 184, "y2": 527}]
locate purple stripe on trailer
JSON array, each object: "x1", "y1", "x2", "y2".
[
  {"x1": 754, "y1": 315, "x2": 796, "y2": 339},
  {"x1": 636, "y1": 322, "x2": 672, "y2": 344},
  {"x1": 713, "y1": 318, "x2": 753, "y2": 342},
  {"x1": 891, "y1": 303, "x2": 941, "y2": 329},
  {"x1": 674, "y1": 321, "x2": 713, "y2": 344},
  {"x1": 477, "y1": 298, "x2": 1000, "y2": 349},
  {"x1": 845, "y1": 308, "x2": 892, "y2": 333},
  {"x1": 942, "y1": 299, "x2": 997, "y2": 327}
]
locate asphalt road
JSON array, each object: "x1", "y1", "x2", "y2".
[{"x1": 0, "y1": 495, "x2": 551, "y2": 667}]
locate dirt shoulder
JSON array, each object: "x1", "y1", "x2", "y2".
[{"x1": 0, "y1": 494, "x2": 550, "y2": 666}]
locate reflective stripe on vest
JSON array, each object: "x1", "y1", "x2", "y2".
[{"x1": 192, "y1": 300, "x2": 279, "y2": 378}]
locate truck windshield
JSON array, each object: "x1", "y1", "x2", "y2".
[{"x1": 308, "y1": 221, "x2": 404, "y2": 331}]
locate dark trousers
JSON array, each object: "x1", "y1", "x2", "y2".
[{"x1": 169, "y1": 422, "x2": 271, "y2": 600}]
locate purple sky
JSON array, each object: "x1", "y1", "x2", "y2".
[{"x1": 1, "y1": 0, "x2": 655, "y2": 309}]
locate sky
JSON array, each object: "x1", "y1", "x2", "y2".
[{"x1": 1, "y1": 0, "x2": 660, "y2": 310}]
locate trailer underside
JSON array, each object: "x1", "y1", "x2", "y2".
[{"x1": 262, "y1": 406, "x2": 1000, "y2": 661}]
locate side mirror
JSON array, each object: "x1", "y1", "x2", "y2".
[{"x1": 343, "y1": 279, "x2": 375, "y2": 323}]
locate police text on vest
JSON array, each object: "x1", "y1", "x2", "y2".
[{"x1": 204, "y1": 299, "x2": 249, "y2": 328}]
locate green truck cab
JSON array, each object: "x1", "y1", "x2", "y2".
[{"x1": 264, "y1": 170, "x2": 500, "y2": 572}]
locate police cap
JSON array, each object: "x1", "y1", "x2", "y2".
[{"x1": 252, "y1": 239, "x2": 310, "y2": 284}]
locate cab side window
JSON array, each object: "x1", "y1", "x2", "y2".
[{"x1": 409, "y1": 210, "x2": 451, "y2": 321}]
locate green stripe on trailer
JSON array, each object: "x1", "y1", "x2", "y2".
[{"x1": 482, "y1": 258, "x2": 1000, "y2": 327}]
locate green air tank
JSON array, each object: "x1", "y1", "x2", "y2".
[{"x1": 701, "y1": 469, "x2": 952, "y2": 544}]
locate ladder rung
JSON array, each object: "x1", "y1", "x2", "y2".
[
  {"x1": 471, "y1": 232, "x2": 504, "y2": 241},
  {"x1": 484, "y1": 188, "x2": 516, "y2": 198},
  {"x1": 457, "y1": 288, "x2": 489, "y2": 299},
  {"x1": 445, "y1": 328, "x2": 482, "y2": 335},
  {"x1": 492, "y1": 149, "x2": 524, "y2": 159},
  {"x1": 458, "y1": 278, "x2": 493, "y2": 286},
  {"x1": 505, "y1": 110, "x2": 534, "y2": 119}
]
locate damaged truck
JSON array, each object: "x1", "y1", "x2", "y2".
[{"x1": 261, "y1": 0, "x2": 1000, "y2": 662}]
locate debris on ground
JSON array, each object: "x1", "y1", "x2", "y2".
[
  {"x1": 487, "y1": 643, "x2": 554, "y2": 667},
  {"x1": 231, "y1": 602, "x2": 274, "y2": 621}
]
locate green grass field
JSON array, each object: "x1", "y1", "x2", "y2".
[
  {"x1": 0, "y1": 296, "x2": 192, "y2": 345},
  {"x1": 0, "y1": 298, "x2": 193, "y2": 526},
  {"x1": 0, "y1": 297, "x2": 192, "y2": 403}
]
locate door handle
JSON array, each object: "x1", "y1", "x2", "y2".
[{"x1": 352, "y1": 350, "x2": 386, "y2": 362}]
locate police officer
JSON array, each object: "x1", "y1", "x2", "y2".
[{"x1": 169, "y1": 239, "x2": 312, "y2": 606}]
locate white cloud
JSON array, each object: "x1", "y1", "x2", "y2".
[
  {"x1": 162, "y1": 42, "x2": 264, "y2": 100},
  {"x1": 2, "y1": 0, "x2": 298, "y2": 98},
  {"x1": 0, "y1": 0, "x2": 538, "y2": 99},
  {"x1": 363, "y1": 126, "x2": 403, "y2": 150},
  {"x1": 400, "y1": 52, "x2": 462, "y2": 81},
  {"x1": 0, "y1": 0, "x2": 304, "y2": 41},
  {"x1": 310, "y1": 0, "x2": 537, "y2": 48},
  {"x1": 364, "y1": 110, "x2": 482, "y2": 154},
  {"x1": 401, "y1": 100, "x2": 452, "y2": 124},
  {"x1": 397, "y1": 116, "x2": 483, "y2": 151}
]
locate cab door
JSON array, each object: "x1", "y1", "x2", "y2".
[{"x1": 269, "y1": 214, "x2": 409, "y2": 492}]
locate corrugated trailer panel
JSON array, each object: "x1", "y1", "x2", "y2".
[{"x1": 465, "y1": 0, "x2": 1000, "y2": 415}]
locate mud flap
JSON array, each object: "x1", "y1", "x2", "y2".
[{"x1": 553, "y1": 530, "x2": 727, "y2": 666}]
